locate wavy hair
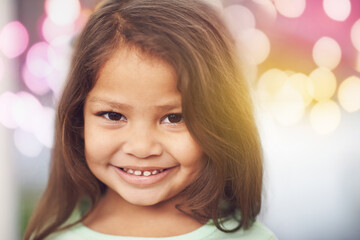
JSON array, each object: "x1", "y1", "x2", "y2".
[{"x1": 24, "y1": 0, "x2": 263, "y2": 239}]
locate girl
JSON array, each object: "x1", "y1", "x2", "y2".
[{"x1": 25, "y1": 0, "x2": 276, "y2": 239}]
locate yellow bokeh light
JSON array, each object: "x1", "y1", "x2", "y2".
[
  {"x1": 257, "y1": 68, "x2": 288, "y2": 103},
  {"x1": 312, "y1": 37, "x2": 342, "y2": 70},
  {"x1": 338, "y1": 76, "x2": 360, "y2": 112},
  {"x1": 310, "y1": 100, "x2": 341, "y2": 135},
  {"x1": 274, "y1": 0, "x2": 306, "y2": 18},
  {"x1": 288, "y1": 73, "x2": 313, "y2": 106},
  {"x1": 351, "y1": 19, "x2": 360, "y2": 52},
  {"x1": 238, "y1": 28, "x2": 270, "y2": 65},
  {"x1": 271, "y1": 82, "x2": 306, "y2": 126},
  {"x1": 323, "y1": 0, "x2": 351, "y2": 21},
  {"x1": 309, "y1": 67, "x2": 337, "y2": 101}
]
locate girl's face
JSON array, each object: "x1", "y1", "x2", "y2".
[{"x1": 83, "y1": 47, "x2": 204, "y2": 206}]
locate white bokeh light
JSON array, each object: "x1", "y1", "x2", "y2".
[
  {"x1": 33, "y1": 107, "x2": 55, "y2": 148},
  {"x1": 45, "y1": 0, "x2": 81, "y2": 26},
  {"x1": 11, "y1": 92, "x2": 43, "y2": 133},
  {"x1": 48, "y1": 35, "x2": 73, "y2": 71},
  {"x1": 338, "y1": 76, "x2": 360, "y2": 112},
  {"x1": 274, "y1": 0, "x2": 306, "y2": 18},
  {"x1": 351, "y1": 19, "x2": 360, "y2": 52},
  {"x1": 313, "y1": 37, "x2": 342, "y2": 70},
  {"x1": 223, "y1": 5, "x2": 256, "y2": 37},
  {"x1": 252, "y1": 0, "x2": 277, "y2": 23},
  {"x1": 238, "y1": 28, "x2": 270, "y2": 65},
  {"x1": 13, "y1": 128, "x2": 43, "y2": 158},
  {"x1": 323, "y1": 0, "x2": 351, "y2": 21},
  {"x1": 310, "y1": 100, "x2": 341, "y2": 135},
  {"x1": 0, "y1": 92, "x2": 18, "y2": 129}
]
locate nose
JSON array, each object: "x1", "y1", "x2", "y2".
[{"x1": 122, "y1": 127, "x2": 163, "y2": 159}]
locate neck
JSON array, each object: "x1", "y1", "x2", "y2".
[{"x1": 83, "y1": 189, "x2": 203, "y2": 237}]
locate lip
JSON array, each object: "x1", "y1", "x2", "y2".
[{"x1": 112, "y1": 165, "x2": 179, "y2": 186}]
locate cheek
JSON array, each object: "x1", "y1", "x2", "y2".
[
  {"x1": 84, "y1": 125, "x2": 112, "y2": 164},
  {"x1": 174, "y1": 133, "x2": 204, "y2": 169}
]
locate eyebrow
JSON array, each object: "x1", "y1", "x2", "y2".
[{"x1": 87, "y1": 96, "x2": 182, "y2": 111}]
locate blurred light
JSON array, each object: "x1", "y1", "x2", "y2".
[
  {"x1": 313, "y1": 37, "x2": 341, "y2": 70},
  {"x1": 274, "y1": 0, "x2": 306, "y2": 18},
  {"x1": 41, "y1": 17, "x2": 75, "y2": 42},
  {"x1": 238, "y1": 28, "x2": 270, "y2": 65},
  {"x1": 74, "y1": 8, "x2": 92, "y2": 32},
  {"x1": 223, "y1": 5, "x2": 256, "y2": 37},
  {"x1": 0, "y1": 57, "x2": 3, "y2": 81},
  {"x1": 310, "y1": 100, "x2": 341, "y2": 134},
  {"x1": 284, "y1": 70, "x2": 295, "y2": 76},
  {"x1": 203, "y1": 0, "x2": 223, "y2": 12},
  {"x1": 287, "y1": 73, "x2": 313, "y2": 106},
  {"x1": 338, "y1": 76, "x2": 360, "y2": 112},
  {"x1": 45, "y1": 0, "x2": 81, "y2": 26},
  {"x1": 26, "y1": 42, "x2": 54, "y2": 78},
  {"x1": 271, "y1": 82, "x2": 305, "y2": 126},
  {"x1": 48, "y1": 35, "x2": 73, "y2": 71},
  {"x1": 257, "y1": 68, "x2": 288, "y2": 103},
  {"x1": 11, "y1": 92, "x2": 43, "y2": 133},
  {"x1": 356, "y1": 52, "x2": 360, "y2": 72},
  {"x1": 309, "y1": 67, "x2": 337, "y2": 101},
  {"x1": 45, "y1": 69, "x2": 67, "y2": 96},
  {"x1": 0, "y1": 21, "x2": 29, "y2": 58},
  {"x1": 351, "y1": 19, "x2": 360, "y2": 52},
  {"x1": 33, "y1": 107, "x2": 55, "y2": 148},
  {"x1": 22, "y1": 65, "x2": 50, "y2": 96},
  {"x1": 0, "y1": 92, "x2": 18, "y2": 129},
  {"x1": 323, "y1": 0, "x2": 351, "y2": 21},
  {"x1": 13, "y1": 129, "x2": 43, "y2": 158},
  {"x1": 251, "y1": 0, "x2": 277, "y2": 23}
]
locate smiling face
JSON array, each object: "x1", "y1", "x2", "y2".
[{"x1": 83, "y1": 47, "x2": 204, "y2": 207}]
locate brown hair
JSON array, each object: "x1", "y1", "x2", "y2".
[{"x1": 24, "y1": 0, "x2": 263, "y2": 239}]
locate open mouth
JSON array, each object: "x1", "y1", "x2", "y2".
[{"x1": 119, "y1": 166, "x2": 176, "y2": 177}]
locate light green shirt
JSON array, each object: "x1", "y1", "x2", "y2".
[{"x1": 47, "y1": 220, "x2": 277, "y2": 240}]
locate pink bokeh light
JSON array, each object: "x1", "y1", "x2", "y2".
[
  {"x1": 22, "y1": 65, "x2": 51, "y2": 96},
  {"x1": 41, "y1": 17, "x2": 75, "y2": 42},
  {"x1": 0, "y1": 57, "x2": 4, "y2": 81},
  {"x1": 26, "y1": 42, "x2": 54, "y2": 78},
  {"x1": 0, "y1": 21, "x2": 29, "y2": 58}
]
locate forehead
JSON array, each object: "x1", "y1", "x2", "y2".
[{"x1": 88, "y1": 47, "x2": 181, "y2": 108}]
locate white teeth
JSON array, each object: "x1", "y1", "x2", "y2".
[{"x1": 123, "y1": 168, "x2": 165, "y2": 176}]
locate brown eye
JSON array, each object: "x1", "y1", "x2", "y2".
[
  {"x1": 103, "y1": 112, "x2": 126, "y2": 121},
  {"x1": 163, "y1": 114, "x2": 183, "y2": 123}
]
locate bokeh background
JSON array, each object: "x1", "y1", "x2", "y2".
[{"x1": 0, "y1": 0, "x2": 359, "y2": 239}]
